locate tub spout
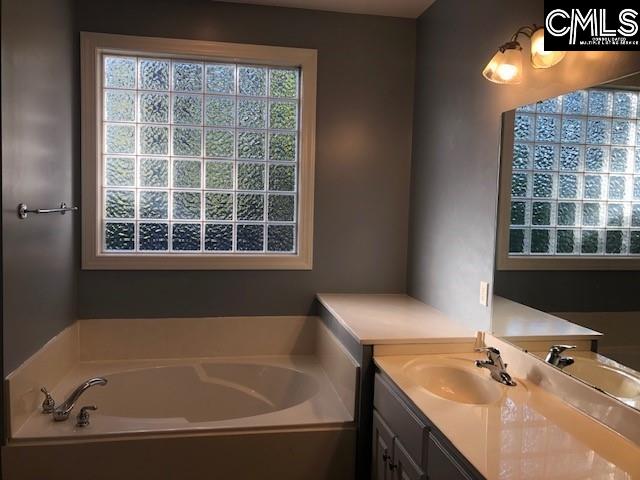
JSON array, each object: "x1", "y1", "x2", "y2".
[{"x1": 52, "y1": 377, "x2": 107, "y2": 421}]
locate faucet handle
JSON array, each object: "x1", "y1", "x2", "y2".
[
  {"x1": 40, "y1": 387, "x2": 55, "y2": 414},
  {"x1": 549, "y1": 345, "x2": 576, "y2": 353},
  {"x1": 76, "y1": 405, "x2": 97, "y2": 427}
]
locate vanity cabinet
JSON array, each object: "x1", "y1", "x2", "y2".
[{"x1": 373, "y1": 373, "x2": 483, "y2": 480}]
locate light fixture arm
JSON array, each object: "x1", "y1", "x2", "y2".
[{"x1": 509, "y1": 24, "x2": 541, "y2": 42}]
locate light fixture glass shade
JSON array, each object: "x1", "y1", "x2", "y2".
[
  {"x1": 530, "y1": 27, "x2": 566, "y2": 68},
  {"x1": 482, "y1": 45, "x2": 523, "y2": 84}
]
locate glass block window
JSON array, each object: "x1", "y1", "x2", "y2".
[
  {"x1": 101, "y1": 54, "x2": 299, "y2": 254},
  {"x1": 509, "y1": 88, "x2": 640, "y2": 256}
]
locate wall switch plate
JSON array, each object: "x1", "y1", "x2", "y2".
[{"x1": 479, "y1": 281, "x2": 489, "y2": 307}]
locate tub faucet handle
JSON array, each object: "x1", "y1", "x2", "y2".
[
  {"x1": 76, "y1": 405, "x2": 97, "y2": 427},
  {"x1": 40, "y1": 387, "x2": 56, "y2": 414}
]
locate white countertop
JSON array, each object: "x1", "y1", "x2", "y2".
[
  {"x1": 317, "y1": 294, "x2": 476, "y2": 345},
  {"x1": 492, "y1": 296, "x2": 602, "y2": 341},
  {"x1": 376, "y1": 353, "x2": 640, "y2": 480}
]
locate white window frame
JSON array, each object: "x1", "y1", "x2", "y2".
[{"x1": 81, "y1": 32, "x2": 316, "y2": 270}]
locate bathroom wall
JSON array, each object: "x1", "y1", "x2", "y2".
[
  {"x1": 76, "y1": 0, "x2": 416, "y2": 318},
  {"x1": 1, "y1": 0, "x2": 78, "y2": 375},
  {"x1": 408, "y1": 0, "x2": 640, "y2": 329}
]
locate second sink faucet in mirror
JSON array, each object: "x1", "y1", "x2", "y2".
[{"x1": 545, "y1": 345, "x2": 576, "y2": 369}]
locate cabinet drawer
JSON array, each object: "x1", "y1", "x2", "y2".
[{"x1": 374, "y1": 374, "x2": 427, "y2": 464}]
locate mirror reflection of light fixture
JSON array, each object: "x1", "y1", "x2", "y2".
[{"x1": 483, "y1": 25, "x2": 566, "y2": 85}]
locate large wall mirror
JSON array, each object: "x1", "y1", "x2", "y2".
[{"x1": 492, "y1": 71, "x2": 640, "y2": 411}]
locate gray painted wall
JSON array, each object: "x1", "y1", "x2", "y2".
[
  {"x1": 408, "y1": 0, "x2": 640, "y2": 330},
  {"x1": 76, "y1": 0, "x2": 416, "y2": 318},
  {"x1": 1, "y1": 0, "x2": 77, "y2": 374}
]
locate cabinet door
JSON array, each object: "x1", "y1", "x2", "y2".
[
  {"x1": 372, "y1": 411, "x2": 395, "y2": 480},
  {"x1": 427, "y1": 434, "x2": 474, "y2": 480},
  {"x1": 392, "y1": 438, "x2": 425, "y2": 480}
]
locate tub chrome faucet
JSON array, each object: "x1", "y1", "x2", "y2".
[
  {"x1": 475, "y1": 347, "x2": 517, "y2": 386},
  {"x1": 52, "y1": 377, "x2": 107, "y2": 421},
  {"x1": 545, "y1": 345, "x2": 576, "y2": 369}
]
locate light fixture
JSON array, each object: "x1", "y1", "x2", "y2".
[{"x1": 483, "y1": 25, "x2": 566, "y2": 85}]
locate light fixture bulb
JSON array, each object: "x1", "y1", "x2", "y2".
[
  {"x1": 482, "y1": 44, "x2": 523, "y2": 84},
  {"x1": 530, "y1": 27, "x2": 566, "y2": 69}
]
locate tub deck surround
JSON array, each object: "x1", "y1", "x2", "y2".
[
  {"x1": 375, "y1": 352, "x2": 640, "y2": 480},
  {"x1": 316, "y1": 293, "x2": 477, "y2": 345}
]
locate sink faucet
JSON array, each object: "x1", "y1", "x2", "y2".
[
  {"x1": 475, "y1": 347, "x2": 516, "y2": 386},
  {"x1": 545, "y1": 345, "x2": 575, "y2": 369},
  {"x1": 51, "y1": 377, "x2": 107, "y2": 421}
]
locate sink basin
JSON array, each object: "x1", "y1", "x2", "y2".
[
  {"x1": 564, "y1": 359, "x2": 640, "y2": 399},
  {"x1": 403, "y1": 362, "x2": 503, "y2": 405}
]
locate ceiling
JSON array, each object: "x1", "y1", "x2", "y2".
[{"x1": 215, "y1": 0, "x2": 437, "y2": 18}]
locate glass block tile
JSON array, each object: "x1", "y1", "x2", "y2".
[
  {"x1": 204, "y1": 223, "x2": 233, "y2": 251},
  {"x1": 104, "y1": 57, "x2": 136, "y2": 89},
  {"x1": 557, "y1": 202, "x2": 577, "y2": 226},
  {"x1": 532, "y1": 202, "x2": 551, "y2": 225},
  {"x1": 535, "y1": 115, "x2": 560, "y2": 142},
  {"x1": 268, "y1": 225, "x2": 295, "y2": 252},
  {"x1": 517, "y1": 104, "x2": 536, "y2": 113},
  {"x1": 173, "y1": 159, "x2": 202, "y2": 188},
  {"x1": 511, "y1": 173, "x2": 529, "y2": 197},
  {"x1": 237, "y1": 131, "x2": 266, "y2": 160},
  {"x1": 536, "y1": 97, "x2": 561, "y2": 114},
  {"x1": 139, "y1": 223, "x2": 169, "y2": 251},
  {"x1": 237, "y1": 224, "x2": 264, "y2": 251},
  {"x1": 635, "y1": 178, "x2": 640, "y2": 200},
  {"x1": 636, "y1": 149, "x2": 640, "y2": 173},
  {"x1": 105, "y1": 90, "x2": 135, "y2": 122},
  {"x1": 512, "y1": 143, "x2": 532, "y2": 170},
  {"x1": 585, "y1": 147, "x2": 608, "y2": 171},
  {"x1": 556, "y1": 230, "x2": 575, "y2": 254},
  {"x1": 611, "y1": 120, "x2": 635, "y2": 146},
  {"x1": 586, "y1": 119, "x2": 611, "y2": 144},
  {"x1": 205, "y1": 129, "x2": 234, "y2": 158},
  {"x1": 269, "y1": 101, "x2": 297, "y2": 130},
  {"x1": 173, "y1": 62, "x2": 203, "y2": 92},
  {"x1": 510, "y1": 201, "x2": 526, "y2": 225},
  {"x1": 610, "y1": 147, "x2": 632, "y2": 172},
  {"x1": 236, "y1": 193, "x2": 264, "y2": 221},
  {"x1": 560, "y1": 146, "x2": 582, "y2": 171},
  {"x1": 139, "y1": 59, "x2": 170, "y2": 91},
  {"x1": 237, "y1": 163, "x2": 265, "y2": 191},
  {"x1": 606, "y1": 230, "x2": 624, "y2": 254},
  {"x1": 588, "y1": 90, "x2": 612, "y2": 116},
  {"x1": 237, "y1": 98, "x2": 267, "y2": 128},
  {"x1": 582, "y1": 203, "x2": 602, "y2": 226},
  {"x1": 205, "y1": 161, "x2": 233, "y2": 189},
  {"x1": 268, "y1": 194, "x2": 295, "y2": 222},
  {"x1": 562, "y1": 91, "x2": 587, "y2": 115},
  {"x1": 172, "y1": 127, "x2": 202, "y2": 156},
  {"x1": 139, "y1": 191, "x2": 168, "y2": 219},
  {"x1": 532, "y1": 173, "x2": 553, "y2": 198},
  {"x1": 584, "y1": 175, "x2": 603, "y2": 199},
  {"x1": 172, "y1": 223, "x2": 201, "y2": 251},
  {"x1": 633, "y1": 204, "x2": 640, "y2": 227},
  {"x1": 514, "y1": 114, "x2": 534, "y2": 141},
  {"x1": 173, "y1": 192, "x2": 201, "y2": 219},
  {"x1": 270, "y1": 69, "x2": 298, "y2": 98},
  {"x1": 631, "y1": 231, "x2": 640, "y2": 254},
  {"x1": 139, "y1": 93, "x2": 169, "y2": 124},
  {"x1": 581, "y1": 230, "x2": 600, "y2": 254},
  {"x1": 105, "y1": 222, "x2": 134, "y2": 250},
  {"x1": 269, "y1": 164, "x2": 296, "y2": 191},
  {"x1": 530, "y1": 229, "x2": 551, "y2": 253},
  {"x1": 269, "y1": 133, "x2": 296, "y2": 161},
  {"x1": 139, "y1": 125, "x2": 169, "y2": 155},
  {"x1": 534, "y1": 145, "x2": 557, "y2": 170},
  {"x1": 172, "y1": 94, "x2": 203, "y2": 126},
  {"x1": 560, "y1": 117, "x2": 585, "y2": 143},
  {"x1": 205, "y1": 192, "x2": 233, "y2": 220},
  {"x1": 105, "y1": 157, "x2": 135, "y2": 186},
  {"x1": 206, "y1": 64, "x2": 235, "y2": 95},
  {"x1": 205, "y1": 96, "x2": 235, "y2": 127},
  {"x1": 607, "y1": 204, "x2": 624, "y2": 227},
  {"x1": 612, "y1": 91, "x2": 637, "y2": 118},
  {"x1": 238, "y1": 66, "x2": 267, "y2": 97},
  {"x1": 105, "y1": 190, "x2": 134, "y2": 218},
  {"x1": 608, "y1": 176, "x2": 626, "y2": 200},
  {"x1": 509, "y1": 229, "x2": 526, "y2": 253},
  {"x1": 140, "y1": 157, "x2": 168, "y2": 187},
  {"x1": 559, "y1": 174, "x2": 579, "y2": 199},
  {"x1": 105, "y1": 124, "x2": 135, "y2": 154}
]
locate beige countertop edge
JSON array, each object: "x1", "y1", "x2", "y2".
[{"x1": 502, "y1": 333, "x2": 603, "y2": 342}]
